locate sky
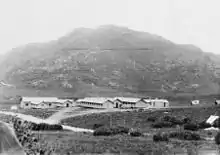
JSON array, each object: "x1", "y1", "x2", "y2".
[{"x1": 0, "y1": 0, "x2": 220, "y2": 54}]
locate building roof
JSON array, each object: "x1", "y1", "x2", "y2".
[
  {"x1": 113, "y1": 97, "x2": 141, "y2": 103},
  {"x1": 76, "y1": 97, "x2": 113, "y2": 104},
  {"x1": 22, "y1": 97, "x2": 69, "y2": 105},
  {"x1": 143, "y1": 98, "x2": 169, "y2": 103},
  {"x1": 76, "y1": 97, "x2": 169, "y2": 104}
]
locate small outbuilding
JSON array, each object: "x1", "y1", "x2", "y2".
[
  {"x1": 191, "y1": 100, "x2": 200, "y2": 106},
  {"x1": 149, "y1": 98, "x2": 169, "y2": 108},
  {"x1": 214, "y1": 100, "x2": 220, "y2": 105}
]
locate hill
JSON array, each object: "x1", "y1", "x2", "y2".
[{"x1": 1, "y1": 25, "x2": 220, "y2": 98}]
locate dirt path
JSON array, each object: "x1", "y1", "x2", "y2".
[{"x1": 0, "y1": 110, "x2": 94, "y2": 133}]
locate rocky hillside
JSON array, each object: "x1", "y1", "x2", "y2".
[{"x1": 1, "y1": 25, "x2": 220, "y2": 97}]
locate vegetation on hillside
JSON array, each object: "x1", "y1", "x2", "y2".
[{"x1": 1, "y1": 25, "x2": 220, "y2": 97}]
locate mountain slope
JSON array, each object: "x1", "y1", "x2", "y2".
[{"x1": 1, "y1": 25, "x2": 220, "y2": 97}]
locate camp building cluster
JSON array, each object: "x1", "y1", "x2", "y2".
[{"x1": 20, "y1": 97, "x2": 169, "y2": 109}]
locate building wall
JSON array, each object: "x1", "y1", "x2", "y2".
[
  {"x1": 151, "y1": 100, "x2": 169, "y2": 108},
  {"x1": 20, "y1": 101, "x2": 31, "y2": 109},
  {"x1": 113, "y1": 100, "x2": 123, "y2": 108},
  {"x1": 76, "y1": 101, "x2": 105, "y2": 109},
  {"x1": 76, "y1": 100, "x2": 114, "y2": 109},
  {"x1": 135, "y1": 100, "x2": 150, "y2": 108},
  {"x1": 102, "y1": 101, "x2": 114, "y2": 109},
  {"x1": 120, "y1": 102, "x2": 135, "y2": 108}
]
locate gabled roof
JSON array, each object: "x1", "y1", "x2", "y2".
[
  {"x1": 142, "y1": 98, "x2": 169, "y2": 103},
  {"x1": 113, "y1": 97, "x2": 141, "y2": 103},
  {"x1": 22, "y1": 97, "x2": 70, "y2": 105},
  {"x1": 76, "y1": 97, "x2": 113, "y2": 104}
]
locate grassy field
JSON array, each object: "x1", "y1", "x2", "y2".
[
  {"x1": 61, "y1": 105, "x2": 220, "y2": 130},
  {"x1": 12, "y1": 108, "x2": 59, "y2": 119},
  {"x1": 36, "y1": 131, "x2": 219, "y2": 155},
  {"x1": 1, "y1": 105, "x2": 220, "y2": 154}
]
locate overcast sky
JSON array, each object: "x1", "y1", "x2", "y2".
[{"x1": 0, "y1": 0, "x2": 220, "y2": 54}]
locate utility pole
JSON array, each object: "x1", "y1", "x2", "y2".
[{"x1": 109, "y1": 114, "x2": 112, "y2": 127}]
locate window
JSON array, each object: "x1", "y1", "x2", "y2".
[{"x1": 25, "y1": 103, "x2": 29, "y2": 106}]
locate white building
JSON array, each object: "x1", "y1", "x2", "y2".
[
  {"x1": 191, "y1": 100, "x2": 200, "y2": 106},
  {"x1": 113, "y1": 97, "x2": 141, "y2": 108},
  {"x1": 215, "y1": 100, "x2": 220, "y2": 105},
  {"x1": 148, "y1": 98, "x2": 169, "y2": 108},
  {"x1": 75, "y1": 97, "x2": 169, "y2": 109},
  {"x1": 20, "y1": 97, "x2": 73, "y2": 109},
  {"x1": 76, "y1": 97, "x2": 114, "y2": 109}
]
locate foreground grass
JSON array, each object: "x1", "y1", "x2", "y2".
[
  {"x1": 36, "y1": 131, "x2": 219, "y2": 155},
  {"x1": 1, "y1": 105, "x2": 220, "y2": 154}
]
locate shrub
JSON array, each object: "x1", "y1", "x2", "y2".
[
  {"x1": 129, "y1": 130, "x2": 142, "y2": 137},
  {"x1": 93, "y1": 126, "x2": 112, "y2": 136},
  {"x1": 169, "y1": 117, "x2": 184, "y2": 125},
  {"x1": 198, "y1": 121, "x2": 212, "y2": 129},
  {"x1": 152, "y1": 121, "x2": 173, "y2": 128},
  {"x1": 111, "y1": 126, "x2": 129, "y2": 135},
  {"x1": 159, "y1": 116, "x2": 186, "y2": 126},
  {"x1": 213, "y1": 119, "x2": 220, "y2": 128},
  {"x1": 147, "y1": 116, "x2": 157, "y2": 122},
  {"x1": 169, "y1": 131, "x2": 201, "y2": 140},
  {"x1": 153, "y1": 132, "x2": 169, "y2": 142},
  {"x1": 11, "y1": 117, "x2": 54, "y2": 154},
  {"x1": 207, "y1": 131, "x2": 212, "y2": 136},
  {"x1": 161, "y1": 115, "x2": 172, "y2": 122},
  {"x1": 93, "y1": 123, "x2": 104, "y2": 129},
  {"x1": 93, "y1": 126, "x2": 130, "y2": 136},
  {"x1": 182, "y1": 117, "x2": 191, "y2": 124},
  {"x1": 31, "y1": 123, "x2": 63, "y2": 131},
  {"x1": 184, "y1": 123, "x2": 199, "y2": 131},
  {"x1": 215, "y1": 132, "x2": 220, "y2": 144}
]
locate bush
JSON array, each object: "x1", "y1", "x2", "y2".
[
  {"x1": 153, "y1": 132, "x2": 169, "y2": 142},
  {"x1": 11, "y1": 117, "x2": 54, "y2": 154},
  {"x1": 213, "y1": 119, "x2": 220, "y2": 128},
  {"x1": 159, "y1": 115, "x2": 186, "y2": 126},
  {"x1": 93, "y1": 126, "x2": 130, "y2": 136},
  {"x1": 207, "y1": 131, "x2": 212, "y2": 136},
  {"x1": 147, "y1": 116, "x2": 157, "y2": 122},
  {"x1": 215, "y1": 132, "x2": 220, "y2": 144},
  {"x1": 129, "y1": 130, "x2": 142, "y2": 137},
  {"x1": 198, "y1": 121, "x2": 212, "y2": 129},
  {"x1": 170, "y1": 117, "x2": 184, "y2": 125},
  {"x1": 31, "y1": 123, "x2": 63, "y2": 131},
  {"x1": 93, "y1": 124, "x2": 104, "y2": 129},
  {"x1": 152, "y1": 121, "x2": 173, "y2": 128},
  {"x1": 184, "y1": 123, "x2": 199, "y2": 131},
  {"x1": 169, "y1": 131, "x2": 201, "y2": 141},
  {"x1": 111, "y1": 126, "x2": 129, "y2": 135},
  {"x1": 182, "y1": 117, "x2": 191, "y2": 124},
  {"x1": 93, "y1": 126, "x2": 112, "y2": 136},
  {"x1": 161, "y1": 115, "x2": 172, "y2": 122}
]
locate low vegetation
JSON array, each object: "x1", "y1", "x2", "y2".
[
  {"x1": 215, "y1": 132, "x2": 220, "y2": 144},
  {"x1": 0, "y1": 105, "x2": 219, "y2": 154},
  {"x1": 93, "y1": 126, "x2": 129, "y2": 136},
  {"x1": 61, "y1": 106, "x2": 219, "y2": 130},
  {"x1": 13, "y1": 109, "x2": 58, "y2": 119},
  {"x1": 11, "y1": 117, "x2": 54, "y2": 155},
  {"x1": 153, "y1": 132, "x2": 169, "y2": 142},
  {"x1": 31, "y1": 122, "x2": 63, "y2": 131},
  {"x1": 184, "y1": 123, "x2": 199, "y2": 131},
  {"x1": 169, "y1": 131, "x2": 201, "y2": 141}
]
